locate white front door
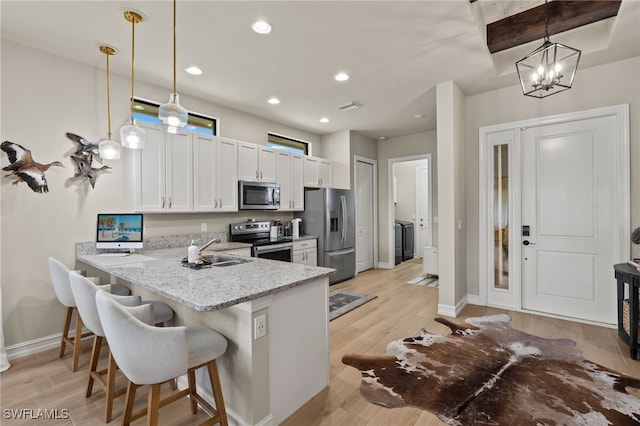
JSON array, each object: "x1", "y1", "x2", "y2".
[
  {"x1": 415, "y1": 163, "x2": 432, "y2": 255},
  {"x1": 521, "y1": 115, "x2": 620, "y2": 324},
  {"x1": 356, "y1": 160, "x2": 374, "y2": 273}
]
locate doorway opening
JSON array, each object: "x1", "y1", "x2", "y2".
[{"x1": 388, "y1": 154, "x2": 434, "y2": 269}]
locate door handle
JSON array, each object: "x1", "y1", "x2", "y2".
[{"x1": 523, "y1": 240, "x2": 536, "y2": 246}]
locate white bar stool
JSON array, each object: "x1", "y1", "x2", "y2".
[
  {"x1": 69, "y1": 271, "x2": 174, "y2": 423},
  {"x1": 95, "y1": 290, "x2": 229, "y2": 426},
  {"x1": 47, "y1": 257, "x2": 129, "y2": 371}
]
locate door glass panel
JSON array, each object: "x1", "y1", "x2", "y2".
[{"x1": 493, "y1": 144, "x2": 509, "y2": 290}]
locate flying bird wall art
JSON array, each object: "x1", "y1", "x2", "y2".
[
  {"x1": 65, "y1": 131, "x2": 112, "y2": 189},
  {"x1": 70, "y1": 154, "x2": 111, "y2": 188},
  {"x1": 1, "y1": 141, "x2": 65, "y2": 193},
  {"x1": 65, "y1": 132, "x2": 102, "y2": 163}
]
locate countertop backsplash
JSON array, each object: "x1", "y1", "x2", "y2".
[{"x1": 77, "y1": 231, "x2": 230, "y2": 256}]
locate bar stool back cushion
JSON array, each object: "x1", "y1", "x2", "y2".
[
  {"x1": 96, "y1": 292, "x2": 188, "y2": 384},
  {"x1": 69, "y1": 272, "x2": 140, "y2": 337}
]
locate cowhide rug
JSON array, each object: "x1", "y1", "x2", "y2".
[{"x1": 342, "y1": 314, "x2": 640, "y2": 425}]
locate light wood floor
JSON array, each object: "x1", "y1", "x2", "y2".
[{"x1": 2, "y1": 260, "x2": 640, "y2": 425}]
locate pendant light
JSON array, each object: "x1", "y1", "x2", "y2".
[
  {"x1": 515, "y1": 0, "x2": 581, "y2": 98},
  {"x1": 120, "y1": 10, "x2": 146, "y2": 149},
  {"x1": 98, "y1": 45, "x2": 121, "y2": 160},
  {"x1": 158, "y1": 0, "x2": 188, "y2": 134}
]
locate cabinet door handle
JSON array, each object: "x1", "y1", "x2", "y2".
[
  {"x1": 260, "y1": 170, "x2": 263, "y2": 180},
  {"x1": 168, "y1": 197, "x2": 172, "y2": 208},
  {"x1": 256, "y1": 170, "x2": 259, "y2": 179},
  {"x1": 219, "y1": 198, "x2": 223, "y2": 208},
  {"x1": 214, "y1": 199, "x2": 218, "y2": 208},
  {"x1": 162, "y1": 197, "x2": 165, "y2": 209}
]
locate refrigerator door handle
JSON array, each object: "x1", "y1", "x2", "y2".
[{"x1": 340, "y1": 195, "x2": 347, "y2": 243}]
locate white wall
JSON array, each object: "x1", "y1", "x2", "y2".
[
  {"x1": 464, "y1": 56, "x2": 640, "y2": 297},
  {"x1": 0, "y1": 40, "x2": 322, "y2": 348}
]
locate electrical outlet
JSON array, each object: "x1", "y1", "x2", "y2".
[
  {"x1": 201, "y1": 222, "x2": 207, "y2": 232},
  {"x1": 254, "y1": 314, "x2": 266, "y2": 339}
]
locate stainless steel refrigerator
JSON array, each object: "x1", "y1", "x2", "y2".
[{"x1": 296, "y1": 188, "x2": 355, "y2": 284}]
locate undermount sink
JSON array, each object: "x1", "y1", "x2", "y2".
[{"x1": 204, "y1": 255, "x2": 253, "y2": 267}]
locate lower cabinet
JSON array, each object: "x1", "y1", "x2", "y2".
[{"x1": 293, "y1": 239, "x2": 317, "y2": 266}]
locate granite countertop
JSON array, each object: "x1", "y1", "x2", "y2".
[{"x1": 77, "y1": 246, "x2": 334, "y2": 312}]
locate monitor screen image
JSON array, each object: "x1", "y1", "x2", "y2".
[{"x1": 96, "y1": 213, "x2": 144, "y2": 250}]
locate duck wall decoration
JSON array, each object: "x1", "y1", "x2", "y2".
[
  {"x1": 70, "y1": 154, "x2": 111, "y2": 188},
  {"x1": 65, "y1": 132, "x2": 102, "y2": 163},
  {"x1": 1, "y1": 141, "x2": 65, "y2": 193}
]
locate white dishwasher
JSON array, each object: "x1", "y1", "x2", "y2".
[{"x1": 423, "y1": 246, "x2": 439, "y2": 276}]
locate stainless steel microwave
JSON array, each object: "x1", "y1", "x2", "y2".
[{"x1": 239, "y1": 181, "x2": 280, "y2": 210}]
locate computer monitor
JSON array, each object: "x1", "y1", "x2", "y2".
[{"x1": 96, "y1": 213, "x2": 144, "y2": 251}]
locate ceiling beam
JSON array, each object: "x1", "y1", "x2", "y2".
[{"x1": 487, "y1": 0, "x2": 621, "y2": 53}]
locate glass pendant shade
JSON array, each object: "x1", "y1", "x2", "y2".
[
  {"x1": 120, "y1": 116, "x2": 146, "y2": 149},
  {"x1": 98, "y1": 135, "x2": 121, "y2": 160},
  {"x1": 158, "y1": 92, "x2": 188, "y2": 131},
  {"x1": 516, "y1": 40, "x2": 581, "y2": 98}
]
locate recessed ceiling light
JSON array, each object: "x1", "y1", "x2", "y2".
[
  {"x1": 185, "y1": 66, "x2": 202, "y2": 75},
  {"x1": 414, "y1": 114, "x2": 425, "y2": 119},
  {"x1": 252, "y1": 20, "x2": 272, "y2": 34},
  {"x1": 334, "y1": 72, "x2": 349, "y2": 82},
  {"x1": 267, "y1": 97, "x2": 280, "y2": 105},
  {"x1": 319, "y1": 117, "x2": 329, "y2": 123},
  {"x1": 379, "y1": 136, "x2": 387, "y2": 140}
]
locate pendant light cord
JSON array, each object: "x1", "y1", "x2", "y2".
[
  {"x1": 130, "y1": 15, "x2": 135, "y2": 111},
  {"x1": 104, "y1": 48, "x2": 113, "y2": 137},
  {"x1": 172, "y1": 0, "x2": 177, "y2": 94}
]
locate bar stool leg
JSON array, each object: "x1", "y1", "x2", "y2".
[
  {"x1": 86, "y1": 336, "x2": 103, "y2": 397},
  {"x1": 71, "y1": 310, "x2": 84, "y2": 372},
  {"x1": 59, "y1": 307, "x2": 73, "y2": 359},
  {"x1": 207, "y1": 360, "x2": 228, "y2": 426}
]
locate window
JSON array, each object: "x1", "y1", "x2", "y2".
[
  {"x1": 131, "y1": 98, "x2": 218, "y2": 135},
  {"x1": 267, "y1": 133, "x2": 309, "y2": 155}
]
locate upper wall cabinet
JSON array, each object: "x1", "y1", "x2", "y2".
[
  {"x1": 303, "y1": 156, "x2": 332, "y2": 188},
  {"x1": 238, "y1": 141, "x2": 277, "y2": 182},
  {"x1": 193, "y1": 135, "x2": 238, "y2": 212},
  {"x1": 124, "y1": 123, "x2": 193, "y2": 212},
  {"x1": 276, "y1": 151, "x2": 304, "y2": 211}
]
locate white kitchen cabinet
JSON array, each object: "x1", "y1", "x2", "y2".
[
  {"x1": 238, "y1": 141, "x2": 277, "y2": 182},
  {"x1": 124, "y1": 123, "x2": 193, "y2": 212},
  {"x1": 303, "y1": 156, "x2": 332, "y2": 188},
  {"x1": 276, "y1": 151, "x2": 304, "y2": 211},
  {"x1": 293, "y1": 239, "x2": 317, "y2": 266},
  {"x1": 193, "y1": 135, "x2": 238, "y2": 212}
]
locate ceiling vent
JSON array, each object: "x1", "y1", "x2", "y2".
[{"x1": 337, "y1": 101, "x2": 361, "y2": 112}]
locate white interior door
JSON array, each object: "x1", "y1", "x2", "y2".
[
  {"x1": 521, "y1": 115, "x2": 620, "y2": 324},
  {"x1": 416, "y1": 164, "x2": 432, "y2": 255},
  {"x1": 356, "y1": 160, "x2": 374, "y2": 273}
]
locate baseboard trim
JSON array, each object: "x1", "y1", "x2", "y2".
[
  {"x1": 437, "y1": 296, "x2": 467, "y2": 318},
  {"x1": 177, "y1": 376, "x2": 274, "y2": 426},
  {"x1": 377, "y1": 262, "x2": 394, "y2": 269},
  {"x1": 466, "y1": 294, "x2": 483, "y2": 305},
  {"x1": 6, "y1": 332, "x2": 61, "y2": 360}
]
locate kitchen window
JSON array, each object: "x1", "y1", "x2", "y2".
[
  {"x1": 131, "y1": 98, "x2": 218, "y2": 135},
  {"x1": 268, "y1": 132, "x2": 309, "y2": 155}
]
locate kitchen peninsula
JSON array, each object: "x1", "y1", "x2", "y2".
[{"x1": 76, "y1": 239, "x2": 335, "y2": 426}]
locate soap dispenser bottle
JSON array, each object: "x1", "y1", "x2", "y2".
[{"x1": 188, "y1": 239, "x2": 199, "y2": 264}]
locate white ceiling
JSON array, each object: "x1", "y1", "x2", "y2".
[{"x1": 2, "y1": 1, "x2": 639, "y2": 140}]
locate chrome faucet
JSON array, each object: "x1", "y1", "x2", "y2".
[{"x1": 199, "y1": 237, "x2": 222, "y2": 252}]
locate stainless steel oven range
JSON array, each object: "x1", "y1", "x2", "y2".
[{"x1": 229, "y1": 221, "x2": 293, "y2": 262}]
